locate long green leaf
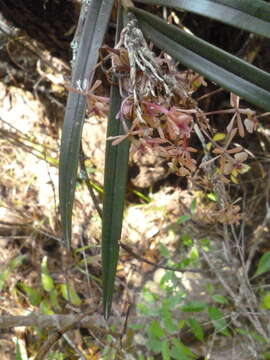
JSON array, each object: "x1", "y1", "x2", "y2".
[
  {"x1": 59, "y1": 0, "x2": 114, "y2": 248},
  {"x1": 134, "y1": 0, "x2": 270, "y2": 38},
  {"x1": 131, "y1": 8, "x2": 270, "y2": 111},
  {"x1": 133, "y1": 8, "x2": 270, "y2": 92},
  {"x1": 102, "y1": 8, "x2": 130, "y2": 319}
]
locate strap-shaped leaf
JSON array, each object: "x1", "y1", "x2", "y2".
[
  {"x1": 131, "y1": 8, "x2": 270, "y2": 111},
  {"x1": 133, "y1": 8, "x2": 270, "y2": 92},
  {"x1": 102, "y1": 8, "x2": 130, "y2": 320},
  {"x1": 102, "y1": 86, "x2": 130, "y2": 319},
  {"x1": 134, "y1": 0, "x2": 270, "y2": 38},
  {"x1": 59, "y1": 0, "x2": 114, "y2": 248}
]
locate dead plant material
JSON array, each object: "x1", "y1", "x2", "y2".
[{"x1": 76, "y1": 14, "x2": 260, "y2": 224}]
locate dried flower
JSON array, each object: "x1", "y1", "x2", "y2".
[
  {"x1": 166, "y1": 107, "x2": 193, "y2": 140},
  {"x1": 142, "y1": 102, "x2": 193, "y2": 140},
  {"x1": 70, "y1": 79, "x2": 109, "y2": 118}
]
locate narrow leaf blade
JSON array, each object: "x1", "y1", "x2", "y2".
[
  {"x1": 41, "y1": 256, "x2": 55, "y2": 292},
  {"x1": 59, "y1": 0, "x2": 114, "y2": 248},
  {"x1": 102, "y1": 83, "x2": 130, "y2": 319},
  {"x1": 161, "y1": 340, "x2": 171, "y2": 360},
  {"x1": 181, "y1": 301, "x2": 207, "y2": 312},
  {"x1": 254, "y1": 251, "x2": 270, "y2": 278},
  {"x1": 134, "y1": 0, "x2": 270, "y2": 38},
  {"x1": 187, "y1": 317, "x2": 205, "y2": 342},
  {"x1": 132, "y1": 8, "x2": 270, "y2": 93},
  {"x1": 102, "y1": 9, "x2": 130, "y2": 319},
  {"x1": 131, "y1": 10, "x2": 270, "y2": 111},
  {"x1": 208, "y1": 306, "x2": 230, "y2": 336}
]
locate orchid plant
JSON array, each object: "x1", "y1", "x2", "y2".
[{"x1": 59, "y1": 0, "x2": 270, "y2": 318}]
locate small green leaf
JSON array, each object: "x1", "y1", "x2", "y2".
[
  {"x1": 15, "y1": 339, "x2": 25, "y2": 360},
  {"x1": 143, "y1": 291, "x2": 158, "y2": 303},
  {"x1": 59, "y1": 283, "x2": 81, "y2": 306},
  {"x1": 161, "y1": 340, "x2": 171, "y2": 360},
  {"x1": 177, "y1": 258, "x2": 191, "y2": 268},
  {"x1": 212, "y1": 294, "x2": 229, "y2": 305},
  {"x1": 0, "y1": 255, "x2": 26, "y2": 292},
  {"x1": 177, "y1": 215, "x2": 191, "y2": 224},
  {"x1": 41, "y1": 272, "x2": 55, "y2": 292},
  {"x1": 208, "y1": 306, "x2": 229, "y2": 336},
  {"x1": 171, "y1": 339, "x2": 196, "y2": 360},
  {"x1": 0, "y1": 269, "x2": 10, "y2": 292},
  {"x1": 207, "y1": 193, "x2": 218, "y2": 202},
  {"x1": 9, "y1": 255, "x2": 26, "y2": 270},
  {"x1": 159, "y1": 243, "x2": 170, "y2": 258},
  {"x1": 40, "y1": 299, "x2": 54, "y2": 315},
  {"x1": 47, "y1": 351, "x2": 65, "y2": 360},
  {"x1": 198, "y1": 237, "x2": 211, "y2": 251},
  {"x1": 137, "y1": 302, "x2": 159, "y2": 316},
  {"x1": 235, "y1": 327, "x2": 249, "y2": 336},
  {"x1": 181, "y1": 301, "x2": 207, "y2": 312},
  {"x1": 187, "y1": 317, "x2": 204, "y2": 342},
  {"x1": 41, "y1": 256, "x2": 54, "y2": 292},
  {"x1": 18, "y1": 283, "x2": 42, "y2": 306},
  {"x1": 148, "y1": 320, "x2": 165, "y2": 339},
  {"x1": 200, "y1": 237, "x2": 210, "y2": 247},
  {"x1": 213, "y1": 132, "x2": 226, "y2": 142},
  {"x1": 253, "y1": 251, "x2": 270, "y2": 278},
  {"x1": 146, "y1": 337, "x2": 162, "y2": 352},
  {"x1": 188, "y1": 245, "x2": 199, "y2": 262},
  {"x1": 206, "y1": 282, "x2": 215, "y2": 294},
  {"x1": 129, "y1": 323, "x2": 144, "y2": 331},
  {"x1": 260, "y1": 292, "x2": 270, "y2": 310},
  {"x1": 163, "y1": 293, "x2": 184, "y2": 309},
  {"x1": 182, "y1": 233, "x2": 193, "y2": 246},
  {"x1": 250, "y1": 331, "x2": 267, "y2": 344},
  {"x1": 49, "y1": 288, "x2": 61, "y2": 310},
  {"x1": 178, "y1": 319, "x2": 186, "y2": 330},
  {"x1": 163, "y1": 309, "x2": 178, "y2": 334},
  {"x1": 190, "y1": 199, "x2": 197, "y2": 215}
]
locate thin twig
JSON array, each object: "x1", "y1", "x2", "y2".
[
  {"x1": 62, "y1": 332, "x2": 87, "y2": 360},
  {"x1": 197, "y1": 239, "x2": 269, "y2": 340},
  {"x1": 79, "y1": 233, "x2": 92, "y2": 298},
  {"x1": 198, "y1": 241, "x2": 237, "y2": 300},
  {"x1": 34, "y1": 309, "x2": 99, "y2": 360},
  {"x1": 196, "y1": 88, "x2": 223, "y2": 102}
]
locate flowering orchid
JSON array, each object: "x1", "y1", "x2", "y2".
[
  {"x1": 205, "y1": 93, "x2": 258, "y2": 138},
  {"x1": 103, "y1": 32, "x2": 256, "y2": 186},
  {"x1": 70, "y1": 79, "x2": 109, "y2": 118},
  {"x1": 142, "y1": 102, "x2": 193, "y2": 140}
]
